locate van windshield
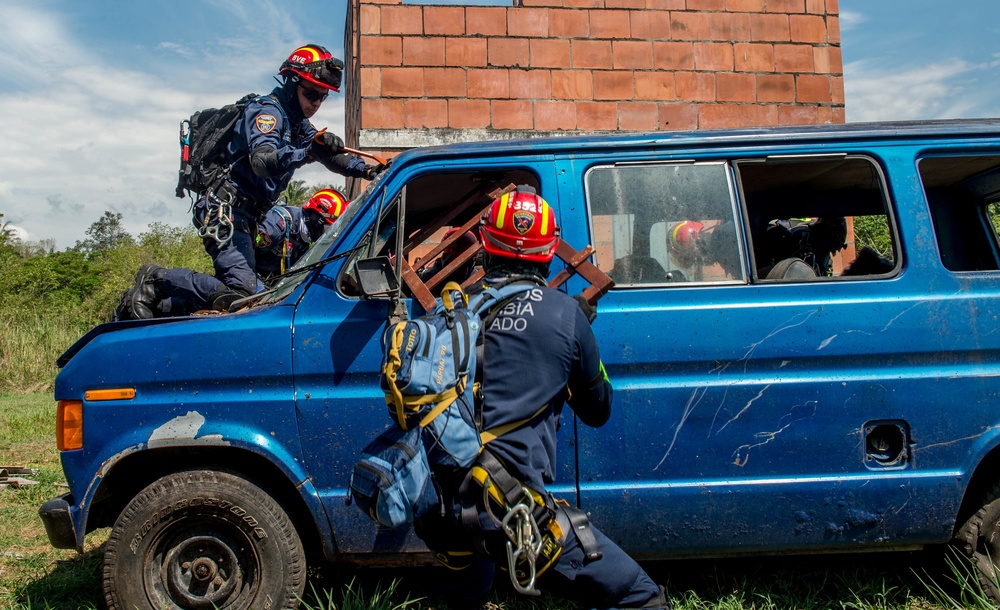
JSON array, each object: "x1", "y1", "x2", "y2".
[{"x1": 256, "y1": 178, "x2": 381, "y2": 305}]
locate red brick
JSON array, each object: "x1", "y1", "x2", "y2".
[
  {"x1": 446, "y1": 38, "x2": 487, "y2": 67},
  {"x1": 726, "y1": 0, "x2": 765, "y2": 10},
  {"x1": 510, "y1": 69, "x2": 552, "y2": 98},
  {"x1": 381, "y1": 6, "x2": 422, "y2": 35},
  {"x1": 815, "y1": 105, "x2": 838, "y2": 124},
  {"x1": 550, "y1": 9, "x2": 590, "y2": 37},
  {"x1": 768, "y1": 0, "x2": 805, "y2": 13},
  {"x1": 508, "y1": 8, "x2": 550, "y2": 37},
  {"x1": 653, "y1": 41, "x2": 694, "y2": 70},
  {"x1": 404, "y1": 99, "x2": 448, "y2": 128},
  {"x1": 565, "y1": 0, "x2": 602, "y2": 7},
  {"x1": 613, "y1": 40, "x2": 653, "y2": 69},
  {"x1": 467, "y1": 7, "x2": 507, "y2": 36},
  {"x1": 572, "y1": 39, "x2": 613, "y2": 69},
  {"x1": 750, "y1": 13, "x2": 790, "y2": 41},
  {"x1": 716, "y1": 72, "x2": 756, "y2": 102},
  {"x1": 577, "y1": 101, "x2": 618, "y2": 130},
  {"x1": 693, "y1": 42, "x2": 734, "y2": 71},
  {"x1": 675, "y1": 71, "x2": 715, "y2": 101},
  {"x1": 635, "y1": 71, "x2": 675, "y2": 101},
  {"x1": 739, "y1": 104, "x2": 779, "y2": 127},
  {"x1": 756, "y1": 74, "x2": 794, "y2": 102},
  {"x1": 423, "y1": 6, "x2": 465, "y2": 36},
  {"x1": 659, "y1": 103, "x2": 699, "y2": 130},
  {"x1": 535, "y1": 100, "x2": 577, "y2": 130},
  {"x1": 492, "y1": 100, "x2": 534, "y2": 129},
  {"x1": 831, "y1": 74, "x2": 844, "y2": 104},
  {"x1": 734, "y1": 43, "x2": 774, "y2": 72},
  {"x1": 530, "y1": 39, "x2": 572, "y2": 68},
  {"x1": 812, "y1": 46, "x2": 830, "y2": 74},
  {"x1": 774, "y1": 44, "x2": 813, "y2": 72},
  {"x1": 628, "y1": 10, "x2": 671, "y2": 40},
  {"x1": 806, "y1": 0, "x2": 825, "y2": 13},
  {"x1": 827, "y1": 15, "x2": 840, "y2": 44},
  {"x1": 488, "y1": 38, "x2": 530, "y2": 68},
  {"x1": 687, "y1": 0, "x2": 725, "y2": 9},
  {"x1": 360, "y1": 67, "x2": 381, "y2": 97},
  {"x1": 449, "y1": 99, "x2": 491, "y2": 129},
  {"x1": 524, "y1": 0, "x2": 565, "y2": 6},
  {"x1": 381, "y1": 67, "x2": 424, "y2": 97},
  {"x1": 778, "y1": 105, "x2": 819, "y2": 125},
  {"x1": 362, "y1": 98, "x2": 404, "y2": 129},
  {"x1": 711, "y1": 12, "x2": 751, "y2": 41},
  {"x1": 594, "y1": 70, "x2": 634, "y2": 100},
  {"x1": 670, "y1": 12, "x2": 711, "y2": 41},
  {"x1": 552, "y1": 70, "x2": 594, "y2": 99},
  {"x1": 606, "y1": 0, "x2": 644, "y2": 8},
  {"x1": 590, "y1": 10, "x2": 631, "y2": 38},
  {"x1": 360, "y1": 5, "x2": 380, "y2": 34},
  {"x1": 790, "y1": 14, "x2": 827, "y2": 43},
  {"x1": 645, "y1": 0, "x2": 684, "y2": 8},
  {"x1": 699, "y1": 104, "x2": 742, "y2": 129},
  {"x1": 468, "y1": 68, "x2": 510, "y2": 98},
  {"x1": 826, "y1": 0, "x2": 839, "y2": 15},
  {"x1": 829, "y1": 45, "x2": 843, "y2": 74},
  {"x1": 618, "y1": 101, "x2": 659, "y2": 130},
  {"x1": 361, "y1": 35, "x2": 402, "y2": 66},
  {"x1": 403, "y1": 37, "x2": 445, "y2": 66},
  {"x1": 829, "y1": 105, "x2": 846, "y2": 124},
  {"x1": 423, "y1": 67, "x2": 467, "y2": 97}
]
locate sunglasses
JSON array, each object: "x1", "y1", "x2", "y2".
[{"x1": 300, "y1": 86, "x2": 329, "y2": 103}]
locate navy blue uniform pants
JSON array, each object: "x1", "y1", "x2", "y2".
[{"x1": 193, "y1": 198, "x2": 260, "y2": 295}]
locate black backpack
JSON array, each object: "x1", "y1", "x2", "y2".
[{"x1": 174, "y1": 93, "x2": 281, "y2": 199}]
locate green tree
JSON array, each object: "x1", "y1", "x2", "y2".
[
  {"x1": 282, "y1": 180, "x2": 311, "y2": 207},
  {"x1": 74, "y1": 211, "x2": 136, "y2": 256}
]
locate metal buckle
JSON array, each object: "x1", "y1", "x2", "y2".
[
  {"x1": 501, "y1": 487, "x2": 543, "y2": 596},
  {"x1": 198, "y1": 193, "x2": 235, "y2": 246}
]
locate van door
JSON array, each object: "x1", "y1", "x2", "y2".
[{"x1": 563, "y1": 152, "x2": 953, "y2": 558}]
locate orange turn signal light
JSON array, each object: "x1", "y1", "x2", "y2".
[{"x1": 57, "y1": 400, "x2": 83, "y2": 451}]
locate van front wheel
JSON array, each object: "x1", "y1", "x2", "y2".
[
  {"x1": 954, "y1": 482, "x2": 1000, "y2": 603},
  {"x1": 103, "y1": 470, "x2": 305, "y2": 610}
]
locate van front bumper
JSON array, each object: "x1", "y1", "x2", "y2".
[{"x1": 39, "y1": 494, "x2": 80, "y2": 551}]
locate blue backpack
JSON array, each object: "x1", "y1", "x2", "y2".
[{"x1": 349, "y1": 280, "x2": 535, "y2": 528}]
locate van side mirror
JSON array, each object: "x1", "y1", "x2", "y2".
[{"x1": 356, "y1": 256, "x2": 400, "y2": 297}]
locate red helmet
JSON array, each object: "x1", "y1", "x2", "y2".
[
  {"x1": 442, "y1": 227, "x2": 478, "y2": 258},
  {"x1": 304, "y1": 188, "x2": 349, "y2": 224},
  {"x1": 669, "y1": 220, "x2": 704, "y2": 266},
  {"x1": 279, "y1": 45, "x2": 344, "y2": 92},
  {"x1": 479, "y1": 186, "x2": 559, "y2": 263}
]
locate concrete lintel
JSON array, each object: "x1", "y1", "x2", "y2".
[{"x1": 359, "y1": 128, "x2": 618, "y2": 150}]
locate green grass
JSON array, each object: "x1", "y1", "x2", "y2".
[{"x1": 0, "y1": 392, "x2": 989, "y2": 609}]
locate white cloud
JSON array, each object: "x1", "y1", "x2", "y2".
[
  {"x1": 838, "y1": 10, "x2": 866, "y2": 32},
  {"x1": 844, "y1": 58, "x2": 1000, "y2": 122}
]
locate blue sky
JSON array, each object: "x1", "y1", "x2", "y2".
[{"x1": 2, "y1": 0, "x2": 999, "y2": 248}]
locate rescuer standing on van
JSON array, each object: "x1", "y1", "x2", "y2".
[
  {"x1": 193, "y1": 44, "x2": 380, "y2": 305},
  {"x1": 414, "y1": 186, "x2": 669, "y2": 610}
]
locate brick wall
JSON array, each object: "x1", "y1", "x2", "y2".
[{"x1": 345, "y1": 0, "x2": 843, "y2": 152}]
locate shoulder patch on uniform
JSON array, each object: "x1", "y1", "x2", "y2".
[
  {"x1": 255, "y1": 114, "x2": 277, "y2": 134},
  {"x1": 256, "y1": 230, "x2": 272, "y2": 249}
]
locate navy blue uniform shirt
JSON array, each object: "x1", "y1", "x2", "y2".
[
  {"x1": 254, "y1": 205, "x2": 314, "y2": 277},
  {"x1": 479, "y1": 282, "x2": 612, "y2": 492}
]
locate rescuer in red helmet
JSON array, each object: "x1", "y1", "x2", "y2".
[{"x1": 413, "y1": 185, "x2": 669, "y2": 610}]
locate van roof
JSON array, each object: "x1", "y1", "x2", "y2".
[{"x1": 386, "y1": 118, "x2": 1000, "y2": 165}]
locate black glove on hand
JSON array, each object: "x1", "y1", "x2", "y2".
[
  {"x1": 310, "y1": 132, "x2": 344, "y2": 162},
  {"x1": 572, "y1": 294, "x2": 597, "y2": 324},
  {"x1": 363, "y1": 163, "x2": 386, "y2": 180}
]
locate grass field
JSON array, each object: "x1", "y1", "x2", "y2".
[{"x1": 0, "y1": 392, "x2": 992, "y2": 610}]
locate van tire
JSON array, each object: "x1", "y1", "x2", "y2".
[
  {"x1": 103, "y1": 470, "x2": 305, "y2": 610},
  {"x1": 954, "y1": 481, "x2": 1000, "y2": 603}
]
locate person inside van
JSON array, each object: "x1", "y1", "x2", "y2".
[
  {"x1": 665, "y1": 219, "x2": 742, "y2": 281},
  {"x1": 416, "y1": 228, "x2": 480, "y2": 289}
]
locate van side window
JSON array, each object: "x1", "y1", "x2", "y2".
[
  {"x1": 736, "y1": 156, "x2": 898, "y2": 281},
  {"x1": 586, "y1": 162, "x2": 746, "y2": 286},
  {"x1": 918, "y1": 155, "x2": 1000, "y2": 272}
]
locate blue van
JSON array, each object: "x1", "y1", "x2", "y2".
[{"x1": 41, "y1": 120, "x2": 1000, "y2": 609}]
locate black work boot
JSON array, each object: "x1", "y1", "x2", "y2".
[
  {"x1": 208, "y1": 287, "x2": 248, "y2": 313},
  {"x1": 112, "y1": 264, "x2": 165, "y2": 321}
]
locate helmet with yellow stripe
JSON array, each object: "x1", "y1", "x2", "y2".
[
  {"x1": 479, "y1": 185, "x2": 559, "y2": 263},
  {"x1": 303, "y1": 188, "x2": 349, "y2": 224},
  {"x1": 279, "y1": 44, "x2": 344, "y2": 92}
]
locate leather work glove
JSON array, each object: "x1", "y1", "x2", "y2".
[
  {"x1": 572, "y1": 293, "x2": 597, "y2": 324},
  {"x1": 310, "y1": 131, "x2": 344, "y2": 162},
  {"x1": 363, "y1": 163, "x2": 386, "y2": 180}
]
